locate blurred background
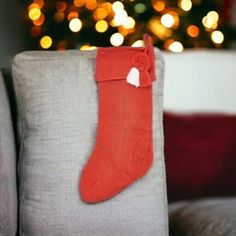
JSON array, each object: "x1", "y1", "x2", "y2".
[{"x1": 1, "y1": 0, "x2": 236, "y2": 68}]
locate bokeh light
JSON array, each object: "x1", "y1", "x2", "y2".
[
  {"x1": 95, "y1": 20, "x2": 108, "y2": 33},
  {"x1": 123, "y1": 17, "x2": 135, "y2": 29},
  {"x1": 148, "y1": 17, "x2": 172, "y2": 40},
  {"x1": 57, "y1": 41, "x2": 67, "y2": 50},
  {"x1": 56, "y1": 1, "x2": 67, "y2": 11},
  {"x1": 202, "y1": 11, "x2": 219, "y2": 30},
  {"x1": 40, "y1": 36, "x2": 52, "y2": 49},
  {"x1": 74, "y1": 0, "x2": 85, "y2": 7},
  {"x1": 114, "y1": 9, "x2": 128, "y2": 26},
  {"x1": 93, "y1": 8, "x2": 107, "y2": 20},
  {"x1": 178, "y1": 0, "x2": 192, "y2": 11},
  {"x1": 161, "y1": 13, "x2": 175, "y2": 28},
  {"x1": 132, "y1": 40, "x2": 144, "y2": 47},
  {"x1": 85, "y1": 0, "x2": 97, "y2": 10},
  {"x1": 110, "y1": 32, "x2": 124, "y2": 46},
  {"x1": 187, "y1": 25, "x2": 199, "y2": 37},
  {"x1": 112, "y1": 1, "x2": 124, "y2": 13},
  {"x1": 80, "y1": 45, "x2": 97, "y2": 50},
  {"x1": 30, "y1": 26, "x2": 42, "y2": 37},
  {"x1": 25, "y1": 0, "x2": 233, "y2": 51},
  {"x1": 152, "y1": 0, "x2": 165, "y2": 12},
  {"x1": 211, "y1": 30, "x2": 224, "y2": 44},
  {"x1": 69, "y1": 18, "x2": 82, "y2": 32},
  {"x1": 54, "y1": 11, "x2": 65, "y2": 23},
  {"x1": 28, "y1": 4, "x2": 41, "y2": 21},
  {"x1": 33, "y1": 0, "x2": 44, "y2": 9},
  {"x1": 67, "y1": 11, "x2": 79, "y2": 21},
  {"x1": 168, "y1": 41, "x2": 184, "y2": 52},
  {"x1": 134, "y1": 3, "x2": 146, "y2": 13},
  {"x1": 33, "y1": 13, "x2": 45, "y2": 26}
]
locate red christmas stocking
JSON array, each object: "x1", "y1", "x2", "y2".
[{"x1": 80, "y1": 34, "x2": 156, "y2": 203}]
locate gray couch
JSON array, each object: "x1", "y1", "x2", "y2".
[{"x1": 1, "y1": 49, "x2": 236, "y2": 236}]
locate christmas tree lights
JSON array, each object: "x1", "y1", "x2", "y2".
[{"x1": 25, "y1": 0, "x2": 235, "y2": 52}]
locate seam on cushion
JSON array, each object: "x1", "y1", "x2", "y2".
[
  {"x1": 158, "y1": 71, "x2": 169, "y2": 235},
  {"x1": 12, "y1": 56, "x2": 95, "y2": 64},
  {"x1": 153, "y1": 48, "x2": 169, "y2": 235},
  {"x1": 12, "y1": 65, "x2": 26, "y2": 236},
  {"x1": 12, "y1": 48, "x2": 161, "y2": 63},
  {"x1": 12, "y1": 51, "x2": 96, "y2": 63}
]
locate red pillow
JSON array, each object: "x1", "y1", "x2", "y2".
[{"x1": 164, "y1": 112, "x2": 236, "y2": 202}]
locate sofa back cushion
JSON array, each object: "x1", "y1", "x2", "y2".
[
  {"x1": 12, "y1": 49, "x2": 168, "y2": 236},
  {"x1": 164, "y1": 112, "x2": 236, "y2": 202},
  {"x1": 163, "y1": 50, "x2": 236, "y2": 113},
  {"x1": 0, "y1": 71, "x2": 17, "y2": 236}
]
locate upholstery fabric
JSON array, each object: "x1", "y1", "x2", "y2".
[
  {"x1": 0, "y1": 71, "x2": 17, "y2": 236},
  {"x1": 163, "y1": 50, "x2": 236, "y2": 113},
  {"x1": 164, "y1": 112, "x2": 236, "y2": 202},
  {"x1": 12, "y1": 49, "x2": 168, "y2": 236},
  {"x1": 169, "y1": 198, "x2": 236, "y2": 236}
]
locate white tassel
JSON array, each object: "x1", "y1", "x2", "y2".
[{"x1": 126, "y1": 67, "x2": 140, "y2": 87}]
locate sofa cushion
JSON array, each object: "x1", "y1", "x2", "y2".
[
  {"x1": 164, "y1": 112, "x2": 236, "y2": 202},
  {"x1": 163, "y1": 50, "x2": 236, "y2": 113},
  {"x1": 12, "y1": 49, "x2": 168, "y2": 236},
  {"x1": 169, "y1": 198, "x2": 236, "y2": 236},
  {"x1": 0, "y1": 71, "x2": 17, "y2": 235}
]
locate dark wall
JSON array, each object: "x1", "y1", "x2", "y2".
[{"x1": 0, "y1": 0, "x2": 24, "y2": 69}]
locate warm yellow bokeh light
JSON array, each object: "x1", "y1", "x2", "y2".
[
  {"x1": 148, "y1": 17, "x2": 173, "y2": 40},
  {"x1": 179, "y1": 0, "x2": 192, "y2": 11},
  {"x1": 40, "y1": 36, "x2": 52, "y2": 49},
  {"x1": 211, "y1": 30, "x2": 224, "y2": 44},
  {"x1": 202, "y1": 11, "x2": 219, "y2": 30},
  {"x1": 69, "y1": 18, "x2": 82, "y2": 32},
  {"x1": 80, "y1": 45, "x2": 97, "y2": 50},
  {"x1": 207, "y1": 11, "x2": 219, "y2": 23},
  {"x1": 33, "y1": 0, "x2": 44, "y2": 8},
  {"x1": 85, "y1": 0, "x2": 97, "y2": 10},
  {"x1": 152, "y1": 0, "x2": 165, "y2": 12},
  {"x1": 202, "y1": 16, "x2": 217, "y2": 30},
  {"x1": 33, "y1": 13, "x2": 45, "y2": 26},
  {"x1": 95, "y1": 20, "x2": 108, "y2": 33},
  {"x1": 123, "y1": 16, "x2": 135, "y2": 29},
  {"x1": 28, "y1": 3, "x2": 40, "y2": 11},
  {"x1": 67, "y1": 11, "x2": 79, "y2": 21},
  {"x1": 163, "y1": 39, "x2": 174, "y2": 49},
  {"x1": 114, "y1": 10, "x2": 128, "y2": 26},
  {"x1": 74, "y1": 0, "x2": 85, "y2": 7},
  {"x1": 112, "y1": 1, "x2": 124, "y2": 13},
  {"x1": 93, "y1": 8, "x2": 107, "y2": 20},
  {"x1": 102, "y1": 2, "x2": 113, "y2": 14},
  {"x1": 29, "y1": 7, "x2": 41, "y2": 21},
  {"x1": 168, "y1": 41, "x2": 184, "y2": 53},
  {"x1": 80, "y1": 45, "x2": 91, "y2": 50},
  {"x1": 110, "y1": 32, "x2": 124, "y2": 46},
  {"x1": 161, "y1": 13, "x2": 175, "y2": 28},
  {"x1": 132, "y1": 40, "x2": 144, "y2": 47},
  {"x1": 187, "y1": 25, "x2": 199, "y2": 37}
]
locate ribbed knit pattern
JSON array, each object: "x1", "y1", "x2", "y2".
[{"x1": 80, "y1": 36, "x2": 156, "y2": 203}]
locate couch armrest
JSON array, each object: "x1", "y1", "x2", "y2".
[{"x1": 0, "y1": 70, "x2": 17, "y2": 236}]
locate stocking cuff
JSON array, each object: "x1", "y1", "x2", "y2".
[{"x1": 95, "y1": 34, "x2": 156, "y2": 87}]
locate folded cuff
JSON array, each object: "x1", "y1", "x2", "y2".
[{"x1": 95, "y1": 36, "x2": 156, "y2": 87}]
